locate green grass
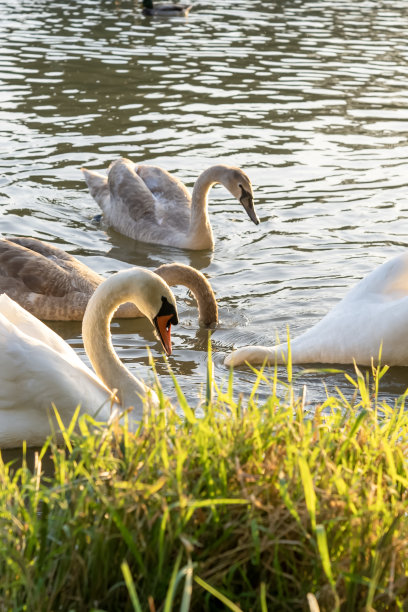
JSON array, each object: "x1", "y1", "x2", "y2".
[{"x1": 1, "y1": 354, "x2": 408, "y2": 611}]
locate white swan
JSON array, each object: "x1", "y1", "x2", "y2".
[
  {"x1": 81, "y1": 157, "x2": 259, "y2": 250},
  {"x1": 0, "y1": 267, "x2": 178, "y2": 448},
  {"x1": 0, "y1": 237, "x2": 217, "y2": 324},
  {"x1": 225, "y1": 252, "x2": 408, "y2": 368}
]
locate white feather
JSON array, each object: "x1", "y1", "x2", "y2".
[
  {"x1": 225, "y1": 252, "x2": 408, "y2": 367},
  {"x1": 0, "y1": 267, "x2": 179, "y2": 448}
]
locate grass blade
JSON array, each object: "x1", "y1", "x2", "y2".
[
  {"x1": 121, "y1": 560, "x2": 143, "y2": 612},
  {"x1": 194, "y1": 575, "x2": 242, "y2": 612}
]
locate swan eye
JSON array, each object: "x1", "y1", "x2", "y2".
[
  {"x1": 238, "y1": 185, "x2": 259, "y2": 225},
  {"x1": 239, "y1": 185, "x2": 253, "y2": 209}
]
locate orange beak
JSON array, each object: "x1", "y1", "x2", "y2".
[{"x1": 154, "y1": 314, "x2": 173, "y2": 355}]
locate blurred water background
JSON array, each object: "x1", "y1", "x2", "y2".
[{"x1": 2, "y1": 0, "x2": 408, "y2": 411}]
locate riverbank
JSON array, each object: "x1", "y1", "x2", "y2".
[{"x1": 0, "y1": 358, "x2": 407, "y2": 611}]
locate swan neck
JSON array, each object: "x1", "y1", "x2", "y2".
[
  {"x1": 82, "y1": 277, "x2": 147, "y2": 409},
  {"x1": 189, "y1": 166, "x2": 227, "y2": 248},
  {"x1": 154, "y1": 264, "x2": 218, "y2": 326}
]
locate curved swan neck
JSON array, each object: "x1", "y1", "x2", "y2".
[
  {"x1": 154, "y1": 263, "x2": 218, "y2": 326},
  {"x1": 189, "y1": 166, "x2": 230, "y2": 249},
  {"x1": 82, "y1": 271, "x2": 149, "y2": 409}
]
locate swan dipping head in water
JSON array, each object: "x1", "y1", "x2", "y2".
[
  {"x1": 0, "y1": 267, "x2": 178, "y2": 448},
  {"x1": 0, "y1": 237, "x2": 218, "y2": 325},
  {"x1": 225, "y1": 252, "x2": 408, "y2": 368}
]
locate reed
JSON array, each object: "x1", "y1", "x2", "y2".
[{"x1": 0, "y1": 351, "x2": 407, "y2": 611}]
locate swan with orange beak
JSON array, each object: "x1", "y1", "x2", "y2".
[{"x1": 153, "y1": 295, "x2": 178, "y2": 355}]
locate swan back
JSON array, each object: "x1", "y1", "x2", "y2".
[
  {"x1": 0, "y1": 238, "x2": 100, "y2": 320},
  {"x1": 0, "y1": 294, "x2": 80, "y2": 362},
  {"x1": 0, "y1": 294, "x2": 114, "y2": 447},
  {"x1": 225, "y1": 252, "x2": 408, "y2": 368},
  {"x1": 0, "y1": 238, "x2": 217, "y2": 324}
]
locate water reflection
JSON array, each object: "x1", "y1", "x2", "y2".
[
  {"x1": 1, "y1": 0, "x2": 408, "y2": 407},
  {"x1": 106, "y1": 227, "x2": 214, "y2": 271},
  {"x1": 1, "y1": 446, "x2": 55, "y2": 477}
]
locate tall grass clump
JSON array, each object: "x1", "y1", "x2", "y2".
[{"x1": 0, "y1": 352, "x2": 408, "y2": 611}]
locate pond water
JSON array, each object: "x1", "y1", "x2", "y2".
[{"x1": 2, "y1": 0, "x2": 408, "y2": 413}]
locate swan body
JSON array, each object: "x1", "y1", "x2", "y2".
[
  {"x1": 0, "y1": 237, "x2": 217, "y2": 325},
  {"x1": 82, "y1": 157, "x2": 259, "y2": 250},
  {"x1": 0, "y1": 267, "x2": 178, "y2": 448},
  {"x1": 142, "y1": 0, "x2": 192, "y2": 16},
  {"x1": 225, "y1": 252, "x2": 408, "y2": 368}
]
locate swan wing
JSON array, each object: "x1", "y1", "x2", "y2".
[
  {"x1": 107, "y1": 158, "x2": 162, "y2": 221},
  {"x1": 0, "y1": 238, "x2": 100, "y2": 294},
  {"x1": 101, "y1": 159, "x2": 188, "y2": 245},
  {"x1": 136, "y1": 164, "x2": 191, "y2": 208},
  {"x1": 83, "y1": 159, "x2": 193, "y2": 247},
  {"x1": 81, "y1": 168, "x2": 111, "y2": 214},
  {"x1": 0, "y1": 318, "x2": 111, "y2": 408},
  {"x1": 83, "y1": 159, "x2": 157, "y2": 220},
  {"x1": 0, "y1": 311, "x2": 113, "y2": 447},
  {"x1": 343, "y1": 252, "x2": 408, "y2": 303},
  {"x1": 0, "y1": 239, "x2": 100, "y2": 320},
  {"x1": 135, "y1": 164, "x2": 191, "y2": 231},
  {"x1": 0, "y1": 294, "x2": 87, "y2": 366}
]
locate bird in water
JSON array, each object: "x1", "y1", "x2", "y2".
[
  {"x1": 142, "y1": 0, "x2": 192, "y2": 17},
  {"x1": 225, "y1": 252, "x2": 408, "y2": 368},
  {"x1": 82, "y1": 157, "x2": 259, "y2": 250},
  {"x1": 0, "y1": 237, "x2": 218, "y2": 325},
  {"x1": 0, "y1": 267, "x2": 179, "y2": 448}
]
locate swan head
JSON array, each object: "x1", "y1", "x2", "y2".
[
  {"x1": 130, "y1": 269, "x2": 179, "y2": 355},
  {"x1": 223, "y1": 167, "x2": 259, "y2": 226},
  {"x1": 86, "y1": 267, "x2": 179, "y2": 356},
  {"x1": 152, "y1": 294, "x2": 178, "y2": 355}
]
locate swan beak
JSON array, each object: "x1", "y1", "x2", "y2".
[
  {"x1": 240, "y1": 189, "x2": 260, "y2": 225},
  {"x1": 154, "y1": 314, "x2": 174, "y2": 355}
]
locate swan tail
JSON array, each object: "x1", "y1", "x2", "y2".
[{"x1": 81, "y1": 168, "x2": 110, "y2": 212}]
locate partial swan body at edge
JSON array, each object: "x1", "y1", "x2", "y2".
[
  {"x1": 0, "y1": 237, "x2": 217, "y2": 325},
  {"x1": 81, "y1": 157, "x2": 259, "y2": 250},
  {"x1": 0, "y1": 267, "x2": 178, "y2": 448},
  {"x1": 225, "y1": 252, "x2": 408, "y2": 368}
]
